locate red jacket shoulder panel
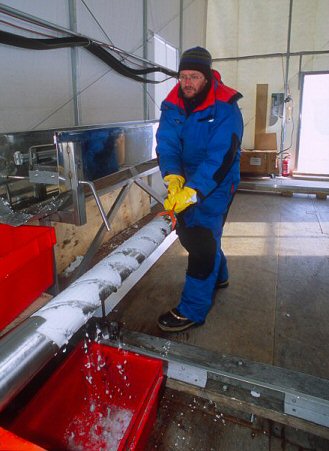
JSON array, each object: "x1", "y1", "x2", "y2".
[
  {"x1": 164, "y1": 70, "x2": 241, "y2": 111},
  {"x1": 165, "y1": 84, "x2": 184, "y2": 109},
  {"x1": 213, "y1": 71, "x2": 241, "y2": 103}
]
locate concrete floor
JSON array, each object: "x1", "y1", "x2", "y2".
[
  {"x1": 2, "y1": 189, "x2": 329, "y2": 449},
  {"x1": 109, "y1": 191, "x2": 329, "y2": 449},
  {"x1": 111, "y1": 191, "x2": 329, "y2": 377}
]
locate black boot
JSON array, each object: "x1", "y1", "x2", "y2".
[
  {"x1": 215, "y1": 279, "x2": 229, "y2": 289},
  {"x1": 157, "y1": 308, "x2": 197, "y2": 332}
]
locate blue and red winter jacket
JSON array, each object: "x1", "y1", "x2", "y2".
[{"x1": 156, "y1": 70, "x2": 244, "y2": 231}]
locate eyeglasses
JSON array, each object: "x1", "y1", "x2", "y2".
[{"x1": 179, "y1": 74, "x2": 205, "y2": 82}]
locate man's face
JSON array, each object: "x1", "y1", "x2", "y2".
[{"x1": 179, "y1": 70, "x2": 207, "y2": 99}]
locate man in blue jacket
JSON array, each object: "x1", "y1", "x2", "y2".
[{"x1": 156, "y1": 47, "x2": 243, "y2": 332}]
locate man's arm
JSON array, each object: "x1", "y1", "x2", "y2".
[
  {"x1": 156, "y1": 106, "x2": 184, "y2": 178},
  {"x1": 185, "y1": 103, "x2": 243, "y2": 198}
]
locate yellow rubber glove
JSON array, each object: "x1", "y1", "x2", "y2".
[
  {"x1": 164, "y1": 186, "x2": 197, "y2": 214},
  {"x1": 164, "y1": 174, "x2": 185, "y2": 196},
  {"x1": 164, "y1": 195, "x2": 175, "y2": 211}
]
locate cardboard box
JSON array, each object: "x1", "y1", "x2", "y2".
[{"x1": 240, "y1": 150, "x2": 278, "y2": 176}]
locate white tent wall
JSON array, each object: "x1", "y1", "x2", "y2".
[
  {"x1": 146, "y1": 0, "x2": 207, "y2": 52},
  {"x1": 182, "y1": 0, "x2": 208, "y2": 49},
  {"x1": 146, "y1": 0, "x2": 180, "y2": 121},
  {"x1": 148, "y1": 0, "x2": 180, "y2": 45},
  {"x1": 206, "y1": 0, "x2": 329, "y2": 168},
  {"x1": 0, "y1": 0, "x2": 73, "y2": 132},
  {"x1": 146, "y1": 0, "x2": 207, "y2": 120},
  {"x1": 75, "y1": 0, "x2": 145, "y2": 125},
  {"x1": 144, "y1": 0, "x2": 207, "y2": 200},
  {"x1": 0, "y1": 0, "x2": 208, "y2": 134}
]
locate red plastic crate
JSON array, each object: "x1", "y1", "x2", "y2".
[
  {"x1": 9, "y1": 342, "x2": 164, "y2": 451},
  {"x1": 0, "y1": 224, "x2": 56, "y2": 331},
  {"x1": 0, "y1": 427, "x2": 46, "y2": 450}
]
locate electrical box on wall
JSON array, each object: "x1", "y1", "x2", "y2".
[{"x1": 269, "y1": 93, "x2": 284, "y2": 126}]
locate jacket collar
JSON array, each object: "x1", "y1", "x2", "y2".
[{"x1": 165, "y1": 70, "x2": 242, "y2": 112}]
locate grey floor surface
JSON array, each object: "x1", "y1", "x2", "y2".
[
  {"x1": 3, "y1": 189, "x2": 329, "y2": 450},
  {"x1": 111, "y1": 191, "x2": 329, "y2": 450}
]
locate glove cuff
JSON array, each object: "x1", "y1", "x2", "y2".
[
  {"x1": 185, "y1": 186, "x2": 197, "y2": 203},
  {"x1": 164, "y1": 174, "x2": 185, "y2": 187}
]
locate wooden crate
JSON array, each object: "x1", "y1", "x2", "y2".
[{"x1": 240, "y1": 150, "x2": 278, "y2": 176}]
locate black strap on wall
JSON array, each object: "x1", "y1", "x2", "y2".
[{"x1": 0, "y1": 30, "x2": 177, "y2": 84}]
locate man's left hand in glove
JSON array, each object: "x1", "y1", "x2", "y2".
[{"x1": 164, "y1": 186, "x2": 197, "y2": 214}]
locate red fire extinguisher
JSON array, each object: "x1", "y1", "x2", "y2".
[{"x1": 282, "y1": 155, "x2": 290, "y2": 177}]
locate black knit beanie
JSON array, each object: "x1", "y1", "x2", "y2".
[{"x1": 179, "y1": 47, "x2": 212, "y2": 81}]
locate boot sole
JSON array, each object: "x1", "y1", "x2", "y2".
[
  {"x1": 157, "y1": 320, "x2": 203, "y2": 332},
  {"x1": 216, "y1": 280, "x2": 229, "y2": 289}
]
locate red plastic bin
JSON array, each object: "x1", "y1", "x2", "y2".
[
  {"x1": 0, "y1": 224, "x2": 56, "y2": 331},
  {"x1": 0, "y1": 427, "x2": 46, "y2": 451},
  {"x1": 9, "y1": 342, "x2": 164, "y2": 450}
]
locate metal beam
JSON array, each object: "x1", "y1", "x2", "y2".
[
  {"x1": 68, "y1": 0, "x2": 80, "y2": 126},
  {"x1": 101, "y1": 329, "x2": 329, "y2": 437},
  {"x1": 143, "y1": 0, "x2": 148, "y2": 120},
  {"x1": 212, "y1": 49, "x2": 329, "y2": 63},
  {"x1": 166, "y1": 378, "x2": 329, "y2": 440},
  {"x1": 179, "y1": 0, "x2": 183, "y2": 56},
  {"x1": 279, "y1": 0, "x2": 294, "y2": 174},
  {"x1": 238, "y1": 179, "x2": 329, "y2": 197},
  {"x1": 69, "y1": 183, "x2": 133, "y2": 282}
]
